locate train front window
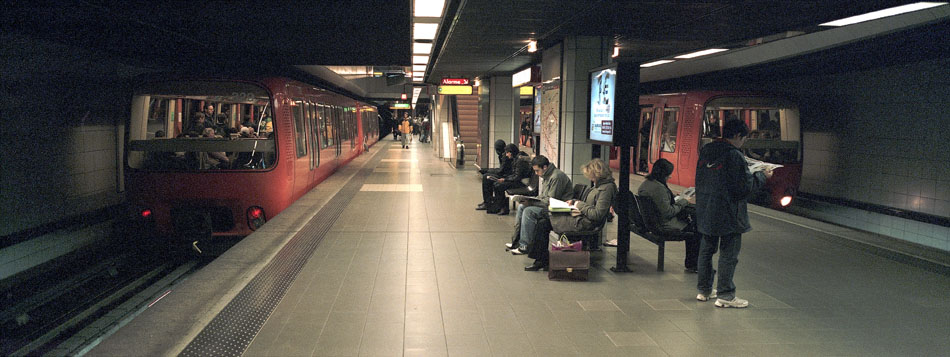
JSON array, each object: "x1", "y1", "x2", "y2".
[
  {"x1": 660, "y1": 108, "x2": 679, "y2": 153},
  {"x1": 127, "y1": 81, "x2": 276, "y2": 171},
  {"x1": 704, "y1": 97, "x2": 802, "y2": 164}
]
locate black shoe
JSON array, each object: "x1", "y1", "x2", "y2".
[
  {"x1": 496, "y1": 209, "x2": 509, "y2": 216},
  {"x1": 486, "y1": 209, "x2": 500, "y2": 214},
  {"x1": 476, "y1": 203, "x2": 487, "y2": 210},
  {"x1": 685, "y1": 268, "x2": 698, "y2": 274},
  {"x1": 524, "y1": 261, "x2": 547, "y2": 271}
]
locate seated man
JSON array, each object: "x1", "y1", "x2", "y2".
[
  {"x1": 508, "y1": 156, "x2": 573, "y2": 268},
  {"x1": 637, "y1": 158, "x2": 700, "y2": 273},
  {"x1": 476, "y1": 139, "x2": 512, "y2": 211},
  {"x1": 487, "y1": 144, "x2": 531, "y2": 215},
  {"x1": 201, "y1": 127, "x2": 230, "y2": 169}
]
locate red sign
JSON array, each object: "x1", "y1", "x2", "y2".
[
  {"x1": 400, "y1": 93, "x2": 408, "y2": 100},
  {"x1": 441, "y1": 78, "x2": 470, "y2": 85}
]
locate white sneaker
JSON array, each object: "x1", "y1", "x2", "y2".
[
  {"x1": 510, "y1": 247, "x2": 527, "y2": 255},
  {"x1": 505, "y1": 242, "x2": 514, "y2": 249},
  {"x1": 714, "y1": 297, "x2": 749, "y2": 308},
  {"x1": 604, "y1": 239, "x2": 618, "y2": 247},
  {"x1": 696, "y1": 289, "x2": 718, "y2": 302}
]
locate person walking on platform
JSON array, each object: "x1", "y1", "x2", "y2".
[
  {"x1": 399, "y1": 114, "x2": 411, "y2": 149},
  {"x1": 694, "y1": 119, "x2": 770, "y2": 308}
]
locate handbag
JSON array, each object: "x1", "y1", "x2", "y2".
[{"x1": 548, "y1": 233, "x2": 590, "y2": 281}]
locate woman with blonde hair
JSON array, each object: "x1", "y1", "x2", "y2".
[{"x1": 549, "y1": 158, "x2": 617, "y2": 234}]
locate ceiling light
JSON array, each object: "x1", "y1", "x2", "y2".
[
  {"x1": 414, "y1": 0, "x2": 446, "y2": 17},
  {"x1": 474, "y1": 78, "x2": 481, "y2": 87},
  {"x1": 640, "y1": 60, "x2": 675, "y2": 68},
  {"x1": 412, "y1": 64, "x2": 426, "y2": 72},
  {"x1": 413, "y1": 55, "x2": 430, "y2": 64},
  {"x1": 413, "y1": 23, "x2": 438, "y2": 40},
  {"x1": 820, "y1": 2, "x2": 947, "y2": 26},
  {"x1": 674, "y1": 48, "x2": 729, "y2": 59},
  {"x1": 413, "y1": 42, "x2": 433, "y2": 54},
  {"x1": 612, "y1": 46, "x2": 620, "y2": 58},
  {"x1": 527, "y1": 40, "x2": 537, "y2": 53}
]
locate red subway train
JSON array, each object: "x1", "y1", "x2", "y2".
[
  {"x1": 610, "y1": 91, "x2": 802, "y2": 209},
  {"x1": 124, "y1": 75, "x2": 380, "y2": 245}
]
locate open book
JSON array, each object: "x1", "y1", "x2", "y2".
[
  {"x1": 548, "y1": 198, "x2": 580, "y2": 213},
  {"x1": 745, "y1": 156, "x2": 783, "y2": 173},
  {"x1": 675, "y1": 187, "x2": 695, "y2": 201}
]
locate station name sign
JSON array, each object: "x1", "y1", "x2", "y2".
[
  {"x1": 438, "y1": 85, "x2": 473, "y2": 95},
  {"x1": 440, "y1": 78, "x2": 470, "y2": 85}
]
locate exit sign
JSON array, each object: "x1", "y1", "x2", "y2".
[
  {"x1": 441, "y1": 78, "x2": 470, "y2": 85},
  {"x1": 391, "y1": 103, "x2": 410, "y2": 109}
]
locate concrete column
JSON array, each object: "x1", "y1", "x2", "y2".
[
  {"x1": 487, "y1": 75, "x2": 515, "y2": 168},
  {"x1": 559, "y1": 36, "x2": 610, "y2": 186}
]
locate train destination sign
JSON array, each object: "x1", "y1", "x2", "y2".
[
  {"x1": 440, "y1": 78, "x2": 470, "y2": 85},
  {"x1": 391, "y1": 103, "x2": 410, "y2": 109},
  {"x1": 438, "y1": 85, "x2": 473, "y2": 95}
]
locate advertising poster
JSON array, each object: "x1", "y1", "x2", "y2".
[
  {"x1": 540, "y1": 83, "x2": 560, "y2": 164},
  {"x1": 533, "y1": 88, "x2": 541, "y2": 134},
  {"x1": 589, "y1": 67, "x2": 616, "y2": 143}
]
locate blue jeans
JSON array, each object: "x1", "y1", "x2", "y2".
[
  {"x1": 519, "y1": 206, "x2": 547, "y2": 250},
  {"x1": 697, "y1": 233, "x2": 742, "y2": 300}
]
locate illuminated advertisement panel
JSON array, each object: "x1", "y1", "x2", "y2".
[{"x1": 588, "y1": 65, "x2": 616, "y2": 144}]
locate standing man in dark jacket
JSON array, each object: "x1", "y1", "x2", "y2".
[{"x1": 694, "y1": 119, "x2": 770, "y2": 308}]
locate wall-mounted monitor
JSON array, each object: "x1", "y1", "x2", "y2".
[{"x1": 588, "y1": 64, "x2": 617, "y2": 144}]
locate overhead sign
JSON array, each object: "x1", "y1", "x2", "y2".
[
  {"x1": 438, "y1": 85, "x2": 473, "y2": 95},
  {"x1": 512, "y1": 66, "x2": 540, "y2": 87},
  {"x1": 440, "y1": 78, "x2": 470, "y2": 85},
  {"x1": 391, "y1": 103, "x2": 410, "y2": 109},
  {"x1": 588, "y1": 65, "x2": 616, "y2": 144},
  {"x1": 519, "y1": 86, "x2": 534, "y2": 96}
]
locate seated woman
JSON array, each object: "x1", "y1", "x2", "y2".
[
  {"x1": 636, "y1": 158, "x2": 700, "y2": 273},
  {"x1": 526, "y1": 158, "x2": 617, "y2": 271}
]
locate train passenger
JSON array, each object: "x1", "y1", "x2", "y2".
[
  {"x1": 509, "y1": 155, "x2": 572, "y2": 264},
  {"x1": 188, "y1": 113, "x2": 213, "y2": 136},
  {"x1": 487, "y1": 144, "x2": 531, "y2": 215},
  {"x1": 201, "y1": 127, "x2": 230, "y2": 169},
  {"x1": 637, "y1": 158, "x2": 700, "y2": 273},
  {"x1": 476, "y1": 140, "x2": 512, "y2": 211},
  {"x1": 694, "y1": 119, "x2": 770, "y2": 308}
]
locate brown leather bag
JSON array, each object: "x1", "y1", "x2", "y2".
[{"x1": 547, "y1": 233, "x2": 590, "y2": 281}]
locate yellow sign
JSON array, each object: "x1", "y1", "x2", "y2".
[
  {"x1": 519, "y1": 86, "x2": 534, "y2": 96},
  {"x1": 437, "y1": 85, "x2": 473, "y2": 95}
]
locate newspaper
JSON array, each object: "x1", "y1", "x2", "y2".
[
  {"x1": 675, "y1": 187, "x2": 695, "y2": 202},
  {"x1": 745, "y1": 156, "x2": 783, "y2": 173}
]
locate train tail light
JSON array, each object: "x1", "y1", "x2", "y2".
[
  {"x1": 141, "y1": 209, "x2": 152, "y2": 218},
  {"x1": 780, "y1": 196, "x2": 793, "y2": 207},
  {"x1": 247, "y1": 206, "x2": 266, "y2": 230}
]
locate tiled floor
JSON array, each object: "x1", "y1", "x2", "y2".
[{"x1": 243, "y1": 140, "x2": 950, "y2": 356}]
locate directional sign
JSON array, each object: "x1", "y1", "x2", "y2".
[{"x1": 440, "y1": 78, "x2": 470, "y2": 85}]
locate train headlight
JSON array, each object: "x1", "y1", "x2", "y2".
[
  {"x1": 247, "y1": 206, "x2": 266, "y2": 230},
  {"x1": 780, "y1": 196, "x2": 793, "y2": 207}
]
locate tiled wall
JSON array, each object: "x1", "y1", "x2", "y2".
[
  {"x1": 1, "y1": 34, "x2": 135, "y2": 236},
  {"x1": 791, "y1": 58, "x2": 950, "y2": 251}
]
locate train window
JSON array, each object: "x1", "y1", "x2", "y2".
[
  {"x1": 314, "y1": 104, "x2": 327, "y2": 149},
  {"x1": 660, "y1": 108, "x2": 679, "y2": 153},
  {"x1": 292, "y1": 100, "x2": 307, "y2": 158},
  {"x1": 705, "y1": 97, "x2": 802, "y2": 164},
  {"x1": 702, "y1": 110, "x2": 721, "y2": 139},
  {"x1": 127, "y1": 81, "x2": 276, "y2": 171}
]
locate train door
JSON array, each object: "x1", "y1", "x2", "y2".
[
  {"x1": 333, "y1": 106, "x2": 343, "y2": 158},
  {"x1": 306, "y1": 102, "x2": 320, "y2": 176},
  {"x1": 657, "y1": 106, "x2": 681, "y2": 183},
  {"x1": 634, "y1": 106, "x2": 657, "y2": 175},
  {"x1": 290, "y1": 99, "x2": 311, "y2": 197}
]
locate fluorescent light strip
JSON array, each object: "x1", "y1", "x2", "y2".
[
  {"x1": 412, "y1": 55, "x2": 429, "y2": 64},
  {"x1": 413, "y1": 23, "x2": 438, "y2": 40},
  {"x1": 414, "y1": 0, "x2": 446, "y2": 17},
  {"x1": 674, "y1": 48, "x2": 729, "y2": 59},
  {"x1": 820, "y1": 2, "x2": 947, "y2": 26},
  {"x1": 640, "y1": 60, "x2": 675, "y2": 68},
  {"x1": 413, "y1": 42, "x2": 432, "y2": 54},
  {"x1": 412, "y1": 64, "x2": 426, "y2": 72}
]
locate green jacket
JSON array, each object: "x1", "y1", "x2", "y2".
[
  {"x1": 637, "y1": 178, "x2": 688, "y2": 231},
  {"x1": 552, "y1": 177, "x2": 617, "y2": 232},
  {"x1": 537, "y1": 164, "x2": 573, "y2": 206}
]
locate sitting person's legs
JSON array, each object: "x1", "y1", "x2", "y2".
[
  {"x1": 518, "y1": 206, "x2": 547, "y2": 251},
  {"x1": 679, "y1": 206, "x2": 699, "y2": 272}
]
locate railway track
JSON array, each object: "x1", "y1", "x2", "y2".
[{"x1": 0, "y1": 241, "x2": 202, "y2": 356}]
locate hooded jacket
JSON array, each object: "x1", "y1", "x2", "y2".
[{"x1": 694, "y1": 139, "x2": 766, "y2": 236}]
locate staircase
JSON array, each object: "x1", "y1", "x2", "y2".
[{"x1": 455, "y1": 95, "x2": 480, "y2": 167}]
